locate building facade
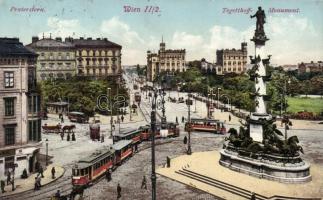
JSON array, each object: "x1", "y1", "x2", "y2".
[
  {"x1": 216, "y1": 42, "x2": 248, "y2": 75},
  {"x1": 147, "y1": 40, "x2": 186, "y2": 81},
  {"x1": 26, "y1": 37, "x2": 76, "y2": 81},
  {"x1": 72, "y1": 37, "x2": 122, "y2": 78},
  {"x1": 298, "y1": 61, "x2": 323, "y2": 74},
  {"x1": 0, "y1": 38, "x2": 41, "y2": 180}
]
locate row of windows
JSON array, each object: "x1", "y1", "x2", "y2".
[
  {"x1": 224, "y1": 56, "x2": 247, "y2": 60},
  {"x1": 93, "y1": 156, "x2": 113, "y2": 171},
  {"x1": 0, "y1": 58, "x2": 35, "y2": 65},
  {"x1": 223, "y1": 67, "x2": 244, "y2": 72},
  {"x1": 224, "y1": 61, "x2": 247, "y2": 66},
  {"x1": 40, "y1": 52, "x2": 73, "y2": 60},
  {"x1": 40, "y1": 63, "x2": 72, "y2": 68},
  {"x1": 77, "y1": 50, "x2": 119, "y2": 57},
  {"x1": 79, "y1": 68, "x2": 117, "y2": 75}
]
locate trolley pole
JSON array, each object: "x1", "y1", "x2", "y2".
[
  {"x1": 151, "y1": 90, "x2": 157, "y2": 200},
  {"x1": 187, "y1": 93, "x2": 192, "y2": 155}
]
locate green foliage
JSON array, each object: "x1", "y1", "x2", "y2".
[
  {"x1": 40, "y1": 77, "x2": 128, "y2": 116},
  {"x1": 287, "y1": 97, "x2": 323, "y2": 114}
]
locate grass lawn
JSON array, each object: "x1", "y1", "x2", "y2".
[{"x1": 287, "y1": 97, "x2": 323, "y2": 114}]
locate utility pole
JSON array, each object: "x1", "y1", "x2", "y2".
[
  {"x1": 150, "y1": 90, "x2": 157, "y2": 200},
  {"x1": 187, "y1": 93, "x2": 192, "y2": 155}
]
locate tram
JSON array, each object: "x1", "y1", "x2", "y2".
[
  {"x1": 72, "y1": 140, "x2": 133, "y2": 187},
  {"x1": 185, "y1": 118, "x2": 226, "y2": 134},
  {"x1": 113, "y1": 129, "x2": 142, "y2": 145}
]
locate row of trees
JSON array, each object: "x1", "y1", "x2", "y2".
[
  {"x1": 157, "y1": 61, "x2": 323, "y2": 114},
  {"x1": 40, "y1": 77, "x2": 128, "y2": 116}
]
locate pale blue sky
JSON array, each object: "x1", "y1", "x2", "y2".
[{"x1": 1, "y1": 0, "x2": 322, "y2": 65}]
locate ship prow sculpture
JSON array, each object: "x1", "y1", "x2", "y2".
[{"x1": 219, "y1": 6, "x2": 311, "y2": 183}]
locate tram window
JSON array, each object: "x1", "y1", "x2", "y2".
[
  {"x1": 80, "y1": 169, "x2": 84, "y2": 176},
  {"x1": 85, "y1": 168, "x2": 88, "y2": 175}
]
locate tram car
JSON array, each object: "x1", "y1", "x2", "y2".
[
  {"x1": 113, "y1": 140, "x2": 133, "y2": 165},
  {"x1": 134, "y1": 92, "x2": 141, "y2": 103},
  {"x1": 113, "y1": 129, "x2": 142, "y2": 145},
  {"x1": 89, "y1": 123, "x2": 100, "y2": 140},
  {"x1": 185, "y1": 118, "x2": 226, "y2": 134},
  {"x1": 139, "y1": 123, "x2": 180, "y2": 140},
  {"x1": 72, "y1": 147, "x2": 115, "y2": 187},
  {"x1": 72, "y1": 140, "x2": 133, "y2": 187}
]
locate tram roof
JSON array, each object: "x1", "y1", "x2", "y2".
[
  {"x1": 75, "y1": 147, "x2": 115, "y2": 168},
  {"x1": 191, "y1": 118, "x2": 222, "y2": 123},
  {"x1": 113, "y1": 140, "x2": 132, "y2": 150},
  {"x1": 114, "y1": 129, "x2": 141, "y2": 137}
]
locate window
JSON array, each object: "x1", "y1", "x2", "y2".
[
  {"x1": 40, "y1": 63, "x2": 46, "y2": 68},
  {"x1": 66, "y1": 63, "x2": 71, "y2": 68},
  {"x1": 41, "y1": 53, "x2": 45, "y2": 57},
  {"x1": 58, "y1": 53, "x2": 62, "y2": 59},
  {"x1": 66, "y1": 53, "x2": 70, "y2": 59},
  {"x1": 49, "y1": 53, "x2": 53, "y2": 60},
  {"x1": 4, "y1": 72, "x2": 14, "y2": 88},
  {"x1": 4, "y1": 98, "x2": 15, "y2": 116},
  {"x1": 28, "y1": 119, "x2": 41, "y2": 142},
  {"x1": 49, "y1": 63, "x2": 54, "y2": 68},
  {"x1": 5, "y1": 126, "x2": 15, "y2": 145}
]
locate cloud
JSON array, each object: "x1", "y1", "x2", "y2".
[
  {"x1": 171, "y1": 31, "x2": 204, "y2": 49},
  {"x1": 100, "y1": 17, "x2": 144, "y2": 45},
  {"x1": 41, "y1": 17, "x2": 84, "y2": 39}
]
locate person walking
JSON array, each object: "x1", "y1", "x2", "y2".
[
  {"x1": 34, "y1": 177, "x2": 38, "y2": 191},
  {"x1": 39, "y1": 165, "x2": 44, "y2": 178},
  {"x1": 117, "y1": 183, "x2": 121, "y2": 199},
  {"x1": 106, "y1": 169, "x2": 111, "y2": 182},
  {"x1": 67, "y1": 133, "x2": 70, "y2": 141},
  {"x1": 60, "y1": 132, "x2": 64, "y2": 140},
  {"x1": 1, "y1": 180, "x2": 6, "y2": 193},
  {"x1": 121, "y1": 115, "x2": 124, "y2": 123},
  {"x1": 55, "y1": 190, "x2": 61, "y2": 198},
  {"x1": 6, "y1": 171, "x2": 11, "y2": 185},
  {"x1": 101, "y1": 134, "x2": 105, "y2": 143},
  {"x1": 183, "y1": 136, "x2": 187, "y2": 145},
  {"x1": 61, "y1": 114, "x2": 64, "y2": 123},
  {"x1": 141, "y1": 176, "x2": 147, "y2": 189},
  {"x1": 182, "y1": 116, "x2": 184, "y2": 123},
  {"x1": 176, "y1": 116, "x2": 178, "y2": 124},
  {"x1": 72, "y1": 132, "x2": 76, "y2": 141},
  {"x1": 51, "y1": 167, "x2": 56, "y2": 179},
  {"x1": 229, "y1": 114, "x2": 231, "y2": 122}
]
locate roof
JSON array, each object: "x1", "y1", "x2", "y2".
[
  {"x1": 26, "y1": 38, "x2": 74, "y2": 48},
  {"x1": 112, "y1": 140, "x2": 132, "y2": 150},
  {"x1": 191, "y1": 118, "x2": 221, "y2": 122},
  {"x1": 72, "y1": 38, "x2": 122, "y2": 48},
  {"x1": 114, "y1": 129, "x2": 141, "y2": 138},
  {"x1": 76, "y1": 147, "x2": 115, "y2": 168},
  {"x1": 0, "y1": 38, "x2": 37, "y2": 56}
]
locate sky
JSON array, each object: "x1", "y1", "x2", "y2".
[{"x1": 0, "y1": 0, "x2": 322, "y2": 65}]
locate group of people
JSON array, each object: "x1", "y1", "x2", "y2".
[
  {"x1": 175, "y1": 116, "x2": 186, "y2": 124},
  {"x1": 60, "y1": 132, "x2": 76, "y2": 141},
  {"x1": 1, "y1": 169, "x2": 14, "y2": 193}
]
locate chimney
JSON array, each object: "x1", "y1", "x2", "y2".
[
  {"x1": 96, "y1": 38, "x2": 101, "y2": 40},
  {"x1": 55, "y1": 37, "x2": 62, "y2": 42},
  {"x1": 32, "y1": 36, "x2": 39, "y2": 43},
  {"x1": 80, "y1": 37, "x2": 84, "y2": 40},
  {"x1": 87, "y1": 37, "x2": 92, "y2": 40},
  {"x1": 103, "y1": 38, "x2": 108, "y2": 41}
]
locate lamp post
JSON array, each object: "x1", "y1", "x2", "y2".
[
  {"x1": 186, "y1": 93, "x2": 192, "y2": 155},
  {"x1": 129, "y1": 88, "x2": 132, "y2": 121},
  {"x1": 45, "y1": 138, "x2": 49, "y2": 166},
  {"x1": 194, "y1": 93, "x2": 197, "y2": 113},
  {"x1": 217, "y1": 88, "x2": 221, "y2": 109},
  {"x1": 108, "y1": 88, "x2": 113, "y2": 138}
]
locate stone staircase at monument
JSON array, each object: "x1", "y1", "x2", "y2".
[{"x1": 175, "y1": 169, "x2": 320, "y2": 200}]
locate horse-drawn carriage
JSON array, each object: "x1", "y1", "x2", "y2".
[
  {"x1": 42, "y1": 124, "x2": 76, "y2": 134},
  {"x1": 168, "y1": 97, "x2": 176, "y2": 103}
]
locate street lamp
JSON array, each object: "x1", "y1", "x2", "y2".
[
  {"x1": 186, "y1": 93, "x2": 193, "y2": 155},
  {"x1": 217, "y1": 88, "x2": 221, "y2": 109},
  {"x1": 150, "y1": 78, "x2": 167, "y2": 200},
  {"x1": 45, "y1": 138, "x2": 49, "y2": 166}
]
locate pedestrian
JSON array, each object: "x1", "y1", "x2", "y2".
[
  {"x1": 55, "y1": 190, "x2": 61, "y2": 198},
  {"x1": 121, "y1": 115, "x2": 124, "y2": 122},
  {"x1": 182, "y1": 116, "x2": 184, "y2": 123},
  {"x1": 176, "y1": 116, "x2": 178, "y2": 124},
  {"x1": 67, "y1": 133, "x2": 70, "y2": 141},
  {"x1": 51, "y1": 167, "x2": 56, "y2": 179},
  {"x1": 35, "y1": 161, "x2": 40, "y2": 173},
  {"x1": 39, "y1": 165, "x2": 44, "y2": 178},
  {"x1": 37, "y1": 175, "x2": 42, "y2": 189},
  {"x1": 72, "y1": 132, "x2": 76, "y2": 141},
  {"x1": 183, "y1": 136, "x2": 187, "y2": 145},
  {"x1": 60, "y1": 132, "x2": 64, "y2": 140},
  {"x1": 106, "y1": 169, "x2": 111, "y2": 182},
  {"x1": 141, "y1": 175, "x2": 147, "y2": 189},
  {"x1": 59, "y1": 113, "x2": 62, "y2": 120},
  {"x1": 101, "y1": 134, "x2": 104, "y2": 143},
  {"x1": 117, "y1": 183, "x2": 121, "y2": 199},
  {"x1": 229, "y1": 114, "x2": 231, "y2": 122},
  {"x1": 21, "y1": 168, "x2": 28, "y2": 179},
  {"x1": 250, "y1": 192, "x2": 256, "y2": 200},
  {"x1": 135, "y1": 144, "x2": 138, "y2": 152},
  {"x1": 1, "y1": 180, "x2": 5, "y2": 193},
  {"x1": 34, "y1": 177, "x2": 38, "y2": 190},
  {"x1": 61, "y1": 114, "x2": 64, "y2": 123},
  {"x1": 6, "y1": 171, "x2": 11, "y2": 185}
]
